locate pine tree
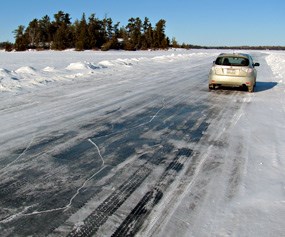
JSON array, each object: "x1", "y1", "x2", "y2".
[
  {"x1": 101, "y1": 21, "x2": 120, "y2": 51},
  {"x1": 142, "y1": 17, "x2": 153, "y2": 49},
  {"x1": 171, "y1": 37, "x2": 179, "y2": 48},
  {"x1": 25, "y1": 19, "x2": 39, "y2": 48},
  {"x1": 38, "y1": 15, "x2": 52, "y2": 48},
  {"x1": 75, "y1": 13, "x2": 89, "y2": 50},
  {"x1": 13, "y1": 25, "x2": 28, "y2": 51},
  {"x1": 125, "y1": 17, "x2": 143, "y2": 50},
  {"x1": 52, "y1": 11, "x2": 73, "y2": 50},
  {"x1": 88, "y1": 14, "x2": 100, "y2": 49},
  {"x1": 153, "y1": 19, "x2": 168, "y2": 49}
]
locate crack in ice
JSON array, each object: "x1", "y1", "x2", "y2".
[
  {"x1": 0, "y1": 135, "x2": 35, "y2": 174},
  {"x1": 0, "y1": 138, "x2": 106, "y2": 222}
]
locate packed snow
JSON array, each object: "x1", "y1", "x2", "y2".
[{"x1": 0, "y1": 49, "x2": 284, "y2": 237}]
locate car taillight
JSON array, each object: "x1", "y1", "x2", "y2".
[
  {"x1": 241, "y1": 67, "x2": 253, "y2": 74},
  {"x1": 247, "y1": 68, "x2": 253, "y2": 74}
]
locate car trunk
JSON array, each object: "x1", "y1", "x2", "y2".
[{"x1": 214, "y1": 66, "x2": 248, "y2": 77}]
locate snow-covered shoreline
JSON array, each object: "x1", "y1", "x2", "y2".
[{"x1": 0, "y1": 49, "x2": 213, "y2": 92}]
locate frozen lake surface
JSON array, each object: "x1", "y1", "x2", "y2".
[{"x1": 0, "y1": 49, "x2": 284, "y2": 236}]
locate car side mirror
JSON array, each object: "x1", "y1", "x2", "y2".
[{"x1": 254, "y1": 63, "x2": 260, "y2": 67}]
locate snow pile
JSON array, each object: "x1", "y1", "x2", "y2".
[
  {"x1": 98, "y1": 57, "x2": 147, "y2": 68},
  {"x1": 0, "y1": 68, "x2": 20, "y2": 91},
  {"x1": 15, "y1": 66, "x2": 36, "y2": 75},
  {"x1": 66, "y1": 61, "x2": 100, "y2": 70},
  {"x1": 42, "y1": 66, "x2": 56, "y2": 72}
]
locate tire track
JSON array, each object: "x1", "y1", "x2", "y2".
[
  {"x1": 66, "y1": 111, "x2": 210, "y2": 237},
  {"x1": 111, "y1": 148, "x2": 193, "y2": 237},
  {"x1": 66, "y1": 166, "x2": 151, "y2": 237},
  {"x1": 110, "y1": 113, "x2": 211, "y2": 237}
]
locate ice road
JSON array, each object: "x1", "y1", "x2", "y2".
[{"x1": 0, "y1": 49, "x2": 284, "y2": 237}]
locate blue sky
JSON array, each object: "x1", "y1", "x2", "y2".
[{"x1": 1, "y1": 0, "x2": 284, "y2": 46}]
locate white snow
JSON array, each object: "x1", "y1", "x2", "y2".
[
  {"x1": 266, "y1": 51, "x2": 285, "y2": 84},
  {"x1": 0, "y1": 49, "x2": 285, "y2": 236},
  {"x1": 0, "y1": 50, "x2": 211, "y2": 92}
]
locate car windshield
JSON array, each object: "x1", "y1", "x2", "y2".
[{"x1": 215, "y1": 57, "x2": 249, "y2": 66}]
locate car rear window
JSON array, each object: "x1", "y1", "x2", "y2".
[{"x1": 215, "y1": 57, "x2": 249, "y2": 66}]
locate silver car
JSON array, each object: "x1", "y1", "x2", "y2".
[{"x1": 208, "y1": 53, "x2": 260, "y2": 92}]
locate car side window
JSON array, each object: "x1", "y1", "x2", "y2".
[{"x1": 240, "y1": 58, "x2": 249, "y2": 66}]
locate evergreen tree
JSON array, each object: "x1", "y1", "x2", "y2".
[
  {"x1": 105, "y1": 17, "x2": 114, "y2": 39},
  {"x1": 13, "y1": 25, "x2": 28, "y2": 51},
  {"x1": 153, "y1": 19, "x2": 168, "y2": 49},
  {"x1": 102, "y1": 21, "x2": 120, "y2": 51},
  {"x1": 142, "y1": 17, "x2": 153, "y2": 49},
  {"x1": 171, "y1": 37, "x2": 179, "y2": 48},
  {"x1": 125, "y1": 17, "x2": 143, "y2": 50},
  {"x1": 52, "y1": 11, "x2": 73, "y2": 50},
  {"x1": 75, "y1": 13, "x2": 89, "y2": 50},
  {"x1": 38, "y1": 15, "x2": 52, "y2": 48},
  {"x1": 88, "y1": 14, "x2": 100, "y2": 49},
  {"x1": 25, "y1": 19, "x2": 39, "y2": 48},
  {"x1": 88, "y1": 16, "x2": 107, "y2": 49}
]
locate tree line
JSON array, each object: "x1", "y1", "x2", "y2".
[
  {"x1": 9, "y1": 11, "x2": 174, "y2": 51},
  {"x1": 189, "y1": 44, "x2": 285, "y2": 50}
]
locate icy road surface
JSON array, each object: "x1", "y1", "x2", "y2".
[{"x1": 0, "y1": 50, "x2": 284, "y2": 236}]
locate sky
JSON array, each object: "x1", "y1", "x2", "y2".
[{"x1": 1, "y1": 0, "x2": 285, "y2": 46}]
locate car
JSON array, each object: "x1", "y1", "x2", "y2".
[{"x1": 208, "y1": 53, "x2": 260, "y2": 92}]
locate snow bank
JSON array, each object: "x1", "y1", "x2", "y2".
[
  {"x1": 0, "y1": 50, "x2": 212, "y2": 93},
  {"x1": 266, "y1": 52, "x2": 285, "y2": 84}
]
